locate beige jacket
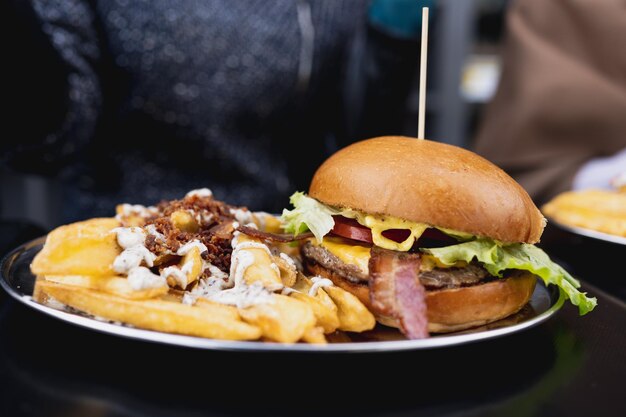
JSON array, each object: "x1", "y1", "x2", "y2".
[{"x1": 472, "y1": 0, "x2": 626, "y2": 204}]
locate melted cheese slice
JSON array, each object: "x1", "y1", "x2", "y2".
[
  {"x1": 339, "y1": 211, "x2": 473, "y2": 252},
  {"x1": 319, "y1": 238, "x2": 371, "y2": 275},
  {"x1": 341, "y1": 211, "x2": 428, "y2": 251},
  {"x1": 318, "y1": 237, "x2": 466, "y2": 274}
]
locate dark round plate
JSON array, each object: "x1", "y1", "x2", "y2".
[
  {"x1": 0, "y1": 237, "x2": 564, "y2": 352},
  {"x1": 546, "y1": 217, "x2": 626, "y2": 246}
]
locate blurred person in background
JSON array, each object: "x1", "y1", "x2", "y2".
[
  {"x1": 473, "y1": 0, "x2": 626, "y2": 204},
  {"x1": 1, "y1": 0, "x2": 431, "y2": 225}
]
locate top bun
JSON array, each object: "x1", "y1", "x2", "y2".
[{"x1": 309, "y1": 136, "x2": 545, "y2": 244}]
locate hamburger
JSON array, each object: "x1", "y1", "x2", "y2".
[{"x1": 281, "y1": 137, "x2": 596, "y2": 339}]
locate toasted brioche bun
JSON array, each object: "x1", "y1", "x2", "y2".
[
  {"x1": 309, "y1": 136, "x2": 545, "y2": 244},
  {"x1": 306, "y1": 262, "x2": 537, "y2": 333}
]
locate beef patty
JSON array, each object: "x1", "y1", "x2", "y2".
[{"x1": 301, "y1": 241, "x2": 496, "y2": 291}]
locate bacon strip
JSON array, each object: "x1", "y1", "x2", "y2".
[
  {"x1": 236, "y1": 225, "x2": 314, "y2": 242},
  {"x1": 368, "y1": 247, "x2": 429, "y2": 339}
]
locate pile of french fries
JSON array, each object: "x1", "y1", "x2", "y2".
[
  {"x1": 542, "y1": 189, "x2": 626, "y2": 237},
  {"x1": 30, "y1": 202, "x2": 375, "y2": 344}
]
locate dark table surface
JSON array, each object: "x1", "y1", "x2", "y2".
[{"x1": 0, "y1": 220, "x2": 625, "y2": 417}]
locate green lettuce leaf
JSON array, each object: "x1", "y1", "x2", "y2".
[
  {"x1": 280, "y1": 192, "x2": 338, "y2": 242},
  {"x1": 423, "y1": 239, "x2": 597, "y2": 315}
]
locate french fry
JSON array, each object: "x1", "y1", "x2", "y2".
[
  {"x1": 301, "y1": 326, "x2": 327, "y2": 344},
  {"x1": 293, "y1": 273, "x2": 337, "y2": 311},
  {"x1": 31, "y1": 218, "x2": 121, "y2": 276},
  {"x1": 542, "y1": 190, "x2": 626, "y2": 237},
  {"x1": 233, "y1": 234, "x2": 282, "y2": 290},
  {"x1": 272, "y1": 254, "x2": 297, "y2": 288},
  {"x1": 238, "y1": 294, "x2": 315, "y2": 343},
  {"x1": 115, "y1": 205, "x2": 145, "y2": 227},
  {"x1": 252, "y1": 212, "x2": 283, "y2": 233},
  {"x1": 170, "y1": 210, "x2": 199, "y2": 233},
  {"x1": 153, "y1": 253, "x2": 176, "y2": 267},
  {"x1": 43, "y1": 275, "x2": 167, "y2": 299},
  {"x1": 181, "y1": 246, "x2": 203, "y2": 285},
  {"x1": 274, "y1": 242, "x2": 301, "y2": 261},
  {"x1": 323, "y1": 286, "x2": 376, "y2": 332},
  {"x1": 194, "y1": 297, "x2": 242, "y2": 321},
  {"x1": 289, "y1": 292, "x2": 339, "y2": 334},
  {"x1": 163, "y1": 246, "x2": 203, "y2": 289},
  {"x1": 32, "y1": 277, "x2": 47, "y2": 304},
  {"x1": 37, "y1": 280, "x2": 261, "y2": 340},
  {"x1": 160, "y1": 289, "x2": 185, "y2": 303},
  {"x1": 296, "y1": 273, "x2": 375, "y2": 332}
]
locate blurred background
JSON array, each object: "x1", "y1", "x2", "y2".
[{"x1": 1, "y1": 0, "x2": 624, "y2": 240}]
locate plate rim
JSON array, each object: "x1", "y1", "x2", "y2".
[
  {"x1": 0, "y1": 237, "x2": 565, "y2": 353},
  {"x1": 547, "y1": 217, "x2": 626, "y2": 246}
]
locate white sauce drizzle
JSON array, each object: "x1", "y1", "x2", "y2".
[
  {"x1": 186, "y1": 208, "x2": 214, "y2": 225},
  {"x1": 113, "y1": 226, "x2": 145, "y2": 248},
  {"x1": 127, "y1": 266, "x2": 166, "y2": 290},
  {"x1": 115, "y1": 204, "x2": 158, "y2": 221},
  {"x1": 113, "y1": 246, "x2": 156, "y2": 273},
  {"x1": 113, "y1": 227, "x2": 164, "y2": 290},
  {"x1": 251, "y1": 211, "x2": 272, "y2": 230},
  {"x1": 113, "y1": 227, "x2": 157, "y2": 274},
  {"x1": 201, "y1": 212, "x2": 215, "y2": 224},
  {"x1": 182, "y1": 293, "x2": 196, "y2": 305},
  {"x1": 279, "y1": 252, "x2": 296, "y2": 268},
  {"x1": 185, "y1": 188, "x2": 213, "y2": 198},
  {"x1": 230, "y1": 208, "x2": 255, "y2": 226},
  {"x1": 281, "y1": 287, "x2": 299, "y2": 296},
  {"x1": 229, "y1": 250, "x2": 255, "y2": 287},
  {"x1": 203, "y1": 262, "x2": 228, "y2": 280},
  {"x1": 177, "y1": 239, "x2": 208, "y2": 256},
  {"x1": 182, "y1": 261, "x2": 240, "y2": 305},
  {"x1": 161, "y1": 265, "x2": 189, "y2": 288},
  {"x1": 279, "y1": 253, "x2": 299, "y2": 273},
  {"x1": 308, "y1": 276, "x2": 334, "y2": 296},
  {"x1": 234, "y1": 241, "x2": 272, "y2": 256},
  {"x1": 144, "y1": 224, "x2": 166, "y2": 243},
  {"x1": 208, "y1": 281, "x2": 274, "y2": 308}
]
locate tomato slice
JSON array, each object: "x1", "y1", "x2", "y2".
[
  {"x1": 331, "y1": 216, "x2": 372, "y2": 243},
  {"x1": 330, "y1": 216, "x2": 456, "y2": 247}
]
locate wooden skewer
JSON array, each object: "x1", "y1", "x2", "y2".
[{"x1": 417, "y1": 7, "x2": 429, "y2": 140}]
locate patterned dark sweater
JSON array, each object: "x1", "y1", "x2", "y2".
[{"x1": 3, "y1": 0, "x2": 418, "y2": 220}]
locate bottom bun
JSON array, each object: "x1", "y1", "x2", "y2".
[{"x1": 305, "y1": 263, "x2": 537, "y2": 333}]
